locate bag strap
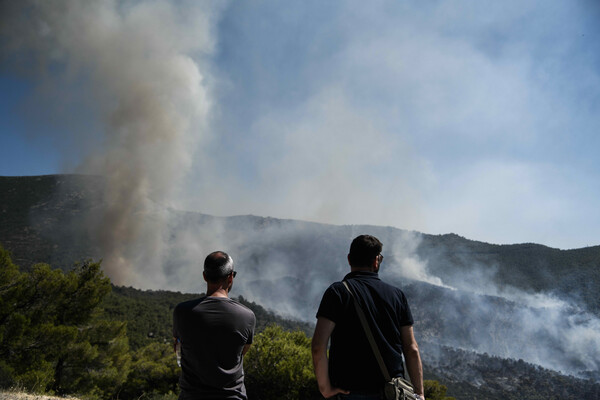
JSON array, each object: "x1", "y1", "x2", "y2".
[{"x1": 342, "y1": 280, "x2": 391, "y2": 381}]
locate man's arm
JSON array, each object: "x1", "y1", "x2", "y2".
[
  {"x1": 311, "y1": 317, "x2": 350, "y2": 399},
  {"x1": 172, "y1": 306, "x2": 179, "y2": 353},
  {"x1": 243, "y1": 314, "x2": 256, "y2": 357},
  {"x1": 401, "y1": 325, "x2": 425, "y2": 399},
  {"x1": 242, "y1": 343, "x2": 252, "y2": 356}
]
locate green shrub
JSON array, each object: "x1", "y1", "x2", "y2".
[
  {"x1": 121, "y1": 342, "x2": 180, "y2": 399},
  {"x1": 244, "y1": 325, "x2": 320, "y2": 400},
  {"x1": 424, "y1": 379, "x2": 455, "y2": 400},
  {"x1": 0, "y1": 246, "x2": 131, "y2": 399}
]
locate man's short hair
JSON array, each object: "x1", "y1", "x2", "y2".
[
  {"x1": 348, "y1": 235, "x2": 383, "y2": 268},
  {"x1": 204, "y1": 251, "x2": 234, "y2": 282}
]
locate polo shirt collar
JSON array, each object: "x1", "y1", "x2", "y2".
[{"x1": 343, "y1": 270, "x2": 380, "y2": 280}]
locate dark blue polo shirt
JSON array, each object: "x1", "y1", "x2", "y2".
[{"x1": 316, "y1": 271, "x2": 414, "y2": 392}]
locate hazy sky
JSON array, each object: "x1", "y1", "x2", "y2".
[{"x1": 1, "y1": 0, "x2": 599, "y2": 250}]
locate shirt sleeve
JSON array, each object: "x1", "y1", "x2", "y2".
[
  {"x1": 399, "y1": 290, "x2": 414, "y2": 326},
  {"x1": 316, "y1": 284, "x2": 343, "y2": 323}
]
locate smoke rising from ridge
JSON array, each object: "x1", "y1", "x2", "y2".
[
  {"x1": 1, "y1": 0, "x2": 215, "y2": 286},
  {"x1": 161, "y1": 216, "x2": 600, "y2": 377},
  {"x1": 390, "y1": 241, "x2": 600, "y2": 376}
]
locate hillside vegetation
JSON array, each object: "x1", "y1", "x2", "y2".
[
  {"x1": 417, "y1": 233, "x2": 600, "y2": 314},
  {"x1": 2, "y1": 246, "x2": 600, "y2": 399},
  {"x1": 2, "y1": 175, "x2": 600, "y2": 399},
  {"x1": 0, "y1": 246, "x2": 314, "y2": 399},
  {"x1": 1, "y1": 175, "x2": 599, "y2": 316},
  {"x1": 0, "y1": 390, "x2": 75, "y2": 400},
  {"x1": 0, "y1": 247, "x2": 460, "y2": 400},
  {"x1": 102, "y1": 286, "x2": 313, "y2": 351}
]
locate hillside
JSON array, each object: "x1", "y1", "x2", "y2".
[
  {"x1": 2, "y1": 175, "x2": 599, "y2": 315},
  {"x1": 102, "y1": 285, "x2": 314, "y2": 350},
  {"x1": 417, "y1": 233, "x2": 600, "y2": 314},
  {"x1": 0, "y1": 175, "x2": 104, "y2": 269},
  {"x1": 101, "y1": 284, "x2": 600, "y2": 400},
  {"x1": 2, "y1": 174, "x2": 600, "y2": 399}
]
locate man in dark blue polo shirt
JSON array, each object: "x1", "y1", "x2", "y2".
[{"x1": 312, "y1": 235, "x2": 425, "y2": 400}]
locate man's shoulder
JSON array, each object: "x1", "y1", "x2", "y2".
[
  {"x1": 377, "y1": 279, "x2": 408, "y2": 298},
  {"x1": 377, "y1": 278, "x2": 404, "y2": 291},
  {"x1": 226, "y1": 298, "x2": 256, "y2": 318},
  {"x1": 328, "y1": 280, "x2": 345, "y2": 290},
  {"x1": 175, "y1": 296, "x2": 207, "y2": 311},
  {"x1": 348, "y1": 275, "x2": 408, "y2": 299},
  {"x1": 321, "y1": 280, "x2": 348, "y2": 298},
  {"x1": 174, "y1": 297, "x2": 255, "y2": 322}
]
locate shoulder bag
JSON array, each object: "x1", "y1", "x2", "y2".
[{"x1": 342, "y1": 281, "x2": 418, "y2": 400}]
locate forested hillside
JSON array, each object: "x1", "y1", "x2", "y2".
[
  {"x1": 0, "y1": 247, "x2": 322, "y2": 399},
  {"x1": 102, "y1": 286, "x2": 313, "y2": 350},
  {"x1": 417, "y1": 233, "x2": 600, "y2": 315},
  {"x1": 2, "y1": 175, "x2": 599, "y2": 316},
  {"x1": 0, "y1": 175, "x2": 103, "y2": 269},
  {"x1": 424, "y1": 346, "x2": 600, "y2": 400},
  {"x1": 0, "y1": 247, "x2": 466, "y2": 400},
  {"x1": 2, "y1": 174, "x2": 600, "y2": 399},
  {"x1": 2, "y1": 245, "x2": 599, "y2": 399}
]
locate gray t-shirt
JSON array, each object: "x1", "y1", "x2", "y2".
[{"x1": 173, "y1": 296, "x2": 256, "y2": 400}]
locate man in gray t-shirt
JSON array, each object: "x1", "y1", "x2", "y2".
[{"x1": 173, "y1": 251, "x2": 256, "y2": 400}]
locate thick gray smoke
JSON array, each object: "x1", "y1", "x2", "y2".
[
  {"x1": 157, "y1": 215, "x2": 600, "y2": 378},
  {"x1": 1, "y1": 0, "x2": 214, "y2": 286},
  {"x1": 386, "y1": 239, "x2": 600, "y2": 377}
]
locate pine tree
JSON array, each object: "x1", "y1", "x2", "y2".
[{"x1": 0, "y1": 246, "x2": 131, "y2": 398}]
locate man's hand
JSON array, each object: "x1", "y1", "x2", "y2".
[
  {"x1": 242, "y1": 343, "x2": 252, "y2": 356},
  {"x1": 312, "y1": 317, "x2": 350, "y2": 399},
  {"x1": 319, "y1": 384, "x2": 350, "y2": 399},
  {"x1": 401, "y1": 326, "x2": 424, "y2": 400}
]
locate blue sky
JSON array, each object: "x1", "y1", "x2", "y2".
[{"x1": 1, "y1": 0, "x2": 599, "y2": 249}]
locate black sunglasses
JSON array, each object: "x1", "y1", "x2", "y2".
[{"x1": 231, "y1": 270, "x2": 237, "y2": 278}]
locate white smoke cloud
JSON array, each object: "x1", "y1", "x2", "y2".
[
  {"x1": 176, "y1": 0, "x2": 600, "y2": 250},
  {"x1": 383, "y1": 230, "x2": 448, "y2": 287}
]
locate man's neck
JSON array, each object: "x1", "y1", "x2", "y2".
[{"x1": 206, "y1": 286, "x2": 229, "y2": 298}]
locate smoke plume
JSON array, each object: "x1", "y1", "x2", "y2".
[{"x1": 1, "y1": 0, "x2": 215, "y2": 286}]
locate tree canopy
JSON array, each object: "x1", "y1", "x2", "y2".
[{"x1": 0, "y1": 246, "x2": 129, "y2": 397}]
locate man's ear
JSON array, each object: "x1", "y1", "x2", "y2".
[
  {"x1": 372, "y1": 257, "x2": 379, "y2": 272},
  {"x1": 203, "y1": 271, "x2": 208, "y2": 282},
  {"x1": 347, "y1": 254, "x2": 352, "y2": 266}
]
